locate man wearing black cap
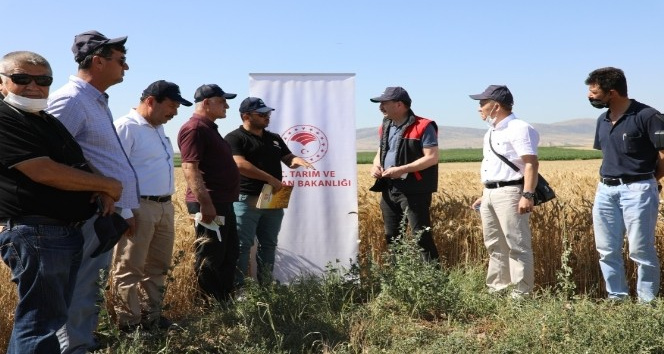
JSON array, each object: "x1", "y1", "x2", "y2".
[
  {"x1": 46, "y1": 30, "x2": 139, "y2": 353},
  {"x1": 178, "y1": 84, "x2": 241, "y2": 302},
  {"x1": 369, "y1": 86, "x2": 440, "y2": 261},
  {"x1": 111, "y1": 80, "x2": 192, "y2": 331},
  {"x1": 469, "y1": 85, "x2": 539, "y2": 299},
  {"x1": 225, "y1": 97, "x2": 314, "y2": 288}
]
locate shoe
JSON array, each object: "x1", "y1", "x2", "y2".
[{"x1": 157, "y1": 316, "x2": 175, "y2": 329}]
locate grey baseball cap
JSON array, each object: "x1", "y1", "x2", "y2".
[{"x1": 469, "y1": 85, "x2": 514, "y2": 105}]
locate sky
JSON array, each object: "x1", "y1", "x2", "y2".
[{"x1": 3, "y1": 0, "x2": 664, "y2": 149}]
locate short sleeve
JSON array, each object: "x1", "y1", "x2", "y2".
[{"x1": 421, "y1": 124, "x2": 438, "y2": 148}]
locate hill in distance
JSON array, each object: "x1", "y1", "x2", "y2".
[{"x1": 356, "y1": 118, "x2": 596, "y2": 151}]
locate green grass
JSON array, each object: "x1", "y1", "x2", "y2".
[
  {"x1": 357, "y1": 147, "x2": 602, "y2": 164},
  {"x1": 175, "y1": 147, "x2": 600, "y2": 167},
  {"x1": 95, "y1": 234, "x2": 664, "y2": 353}
]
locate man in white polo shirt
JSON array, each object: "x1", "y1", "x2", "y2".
[
  {"x1": 469, "y1": 85, "x2": 540, "y2": 299},
  {"x1": 112, "y1": 80, "x2": 192, "y2": 331}
]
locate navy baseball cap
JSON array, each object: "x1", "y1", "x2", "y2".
[
  {"x1": 370, "y1": 86, "x2": 411, "y2": 104},
  {"x1": 72, "y1": 30, "x2": 127, "y2": 63},
  {"x1": 469, "y1": 85, "x2": 514, "y2": 105},
  {"x1": 239, "y1": 97, "x2": 275, "y2": 113},
  {"x1": 142, "y1": 80, "x2": 192, "y2": 106},
  {"x1": 194, "y1": 84, "x2": 237, "y2": 102}
]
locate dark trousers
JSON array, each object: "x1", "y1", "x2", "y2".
[
  {"x1": 186, "y1": 202, "x2": 239, "y2": 303},
  {"x1": 380, "y1": 189, "x2": 439, "y2": 260}
]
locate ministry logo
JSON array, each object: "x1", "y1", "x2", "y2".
[{"x1": 282, "y1": 125, "x2": 328, "y2": 163}]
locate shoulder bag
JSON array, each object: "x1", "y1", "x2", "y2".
[{"x1": 488, "y1": 132, "x2": 555, "y2": 206}]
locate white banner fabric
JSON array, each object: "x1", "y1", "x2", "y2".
[{"x1": 248, "y1": 73, "x2": 358, "y2": 282}]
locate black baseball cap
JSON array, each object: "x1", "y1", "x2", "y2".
[
  {"x1": 370, "y1": 86, "x2": 411, "y2": 104},
  {"x1": 239, "y1": 97, "x2": 275, "y2": 113},
  {"x1": 142, "y1": 80, "x2": 192, "y2": 106},
  {"x1": 194, "y1": 84, "x2": 237, "y2": 102},
  {"x1": 72, "y1": 30, "x2": 127, "y2": 63},
  {"x1": 469, "y1": 85, "x2": 514, "y2": 105}
]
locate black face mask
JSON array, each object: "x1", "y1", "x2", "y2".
[{"x1": 589, "y1": 98, "x2": 609, "y2": 109}]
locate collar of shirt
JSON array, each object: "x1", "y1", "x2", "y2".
[
  {"x1": 68, "y1": 75, "x2": 109, "y2": 102},
  {"x1": 190, "y1": 113, "x2": 218, "y2": 129}
]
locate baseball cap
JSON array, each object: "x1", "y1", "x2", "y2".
[
  {"x1": 469, "y1": 85, "x2": 514, "y2": 105},
  {"x1": 239, "y1": 97, "x2": 275, "y2": 113},
  {"x1": 72, "y1": 30, "x2": 127, "y2": 63},
  {"x1": 142, "y1": 80, "x2": 192, "y2": 106},
  {"x1": 194, "y1": 84, "x2": 237, "y2": 102},
  {"x1": 370, "y1": 86, "x2": 411, "y2": 104}
]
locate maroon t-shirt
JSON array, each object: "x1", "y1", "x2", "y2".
[{"x1": 177, "y1": 114, "x2": 240, "y2": 203}]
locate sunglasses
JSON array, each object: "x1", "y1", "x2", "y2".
[
  {"x1": 252, "y1": 112, "x2": 271, "y2": 118},
  {"x1": 103, "y1": 56, "x2": 127, "y2": 66},
  {"x1": 0, "y1": 73, "x2": 53, "y2": 86}
]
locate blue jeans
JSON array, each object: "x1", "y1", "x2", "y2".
[
  {"x1": 234, "y1": 194, "x2": 284, "y2": 286},
  {"x1": 58, "y1": 215, "x2": 113, "y2": 354},
  {"x1": 0, "y1": 224, "x2": 83, "y2": 354},
  {"x1": 593, "y1": 180, "x2": 660, "y2": 302}
]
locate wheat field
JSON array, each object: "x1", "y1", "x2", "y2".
[{"x1": 2, "y1": 160, "x2": 664, "y2": 349}]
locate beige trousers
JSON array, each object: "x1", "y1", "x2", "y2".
[
  {"x1": 111, "y1": 199, "x2": 175, "y2": 326},
  {"x1": 480, "y1": 185, "x2": 534, "y2": 295}
]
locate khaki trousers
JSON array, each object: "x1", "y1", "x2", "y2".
[
  {"x1": 112, "y1": 199, "x2": 175, "y2": 326},
  {"x1": 480, "y1": 185, "x2": 534, "y2": 294}
]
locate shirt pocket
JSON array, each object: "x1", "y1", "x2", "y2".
[{"x1": 622, "y1": 131, "x2": 643, "y2": 154}]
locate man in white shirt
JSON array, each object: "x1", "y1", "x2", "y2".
[
  {"x1": 469, "y1": 85, "x2": 540, "y2": 298},
  {"x1": 112, "y1": 80, "x2": 191, "y2": 331}
]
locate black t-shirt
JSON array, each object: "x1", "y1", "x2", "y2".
[
  {"x1": 0, "y1": 100, "x2": 96, "y2": 221},
  {"x1": 225, "y1": 126, "x2": 292, "y2": 195}
]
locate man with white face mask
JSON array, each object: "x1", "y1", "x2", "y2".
[
  {"x1": 0, "y1": 51, "x2": 122, "y2": 354},
  {"x1": 469, "y1": 85, "x2": 539, "y2": 299}
]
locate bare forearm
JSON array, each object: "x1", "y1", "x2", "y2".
[
  {"x1": 522, "y1": 161, "x2": 539, "y2": 192},
  {"x1": 16, "y1": 158, "x2": 119, "y2": 195},
  {"x1": 182, "y1": 163, "x2": 213, "y2": 206}
]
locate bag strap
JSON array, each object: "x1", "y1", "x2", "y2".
[{"x1": 489, "y1": 131, "x2": 520, "y2": 173}]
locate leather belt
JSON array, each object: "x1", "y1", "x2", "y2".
[
  {"x1": 141, "y1": 195, "x2": 172, "y2": 203},
  {"x1": 484, "y1": 178, "x2": 524, "y2": 189},
  {"x1": 600, "y1": 174, "x2": 653, "y2": 186},
  {"x1": 0, "y1": 215, "x2": 86, "y2": 229}
]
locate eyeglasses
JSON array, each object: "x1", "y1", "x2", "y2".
[
  {"x1": 252, "y1": 112, "x2": 271, "y2": 118},
  {"x1": 103, "y1": 56, "x2": 127, "y2": 66},
  {"x1": 0, "y1": 73, "x2": 53, "y2": 86}
]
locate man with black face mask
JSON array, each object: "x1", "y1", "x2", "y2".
[{"x1": 586, "y1": 67, "x2": 664, "y2": 303}]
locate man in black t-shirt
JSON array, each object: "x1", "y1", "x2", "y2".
[
  {"x1": 0, "y1": 51, "x2": 121, "y2": 354},
  {"x1": 225, "y1": 97, "x2": 313, "y2": 288}
]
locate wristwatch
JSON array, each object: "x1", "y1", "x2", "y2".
[{"x1": 522, "y1": 192, "x2": 536, "y2": 200}]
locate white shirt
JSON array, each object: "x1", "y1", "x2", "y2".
[
  {"x1": 481, "y1": 114, "x2": 539, "y2": 183},
  {"x1": 114, "y1": 109, "x2": 175, "y2": 196}
]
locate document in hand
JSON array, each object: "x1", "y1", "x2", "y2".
[{"x1": 256, "y1": 184, "x2": 294, "y2": 209}]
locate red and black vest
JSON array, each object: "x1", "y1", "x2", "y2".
[{"x1": 377, "y1": 115, "x2": 438, "y2": 194}]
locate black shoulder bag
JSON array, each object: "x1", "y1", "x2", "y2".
[{"x1": 488, "y1": 132, "x2": 555, "y2": 206}]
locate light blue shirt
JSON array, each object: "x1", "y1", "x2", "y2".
[
  {"x1": 114, "y1": 109, "x2": 175, "y2": 196},
  {"x1": 46, "y1": 75, "x2": 140, "y2": 211}
]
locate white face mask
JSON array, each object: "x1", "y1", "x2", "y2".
[
  {"x1": 3, "y1": 92, "x2": 48, "y2": 113},
  {"x1": 484, "y1": 104, "x2": 498, "y2": 127}
]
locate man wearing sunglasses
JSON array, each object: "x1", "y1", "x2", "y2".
[
  {"x1": 0, "y1": 51, "x2": 122, "y2": 354},
  {"x1": 225, "y1": 97, "x2": 314, "y2": 290},
  {"x1": 46, "y1": 30, "x2": 139, "y2": 353}
]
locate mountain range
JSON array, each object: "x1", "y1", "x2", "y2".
[{"x1": 356, "y1": 118, "x2": 596, "y2": 151}]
